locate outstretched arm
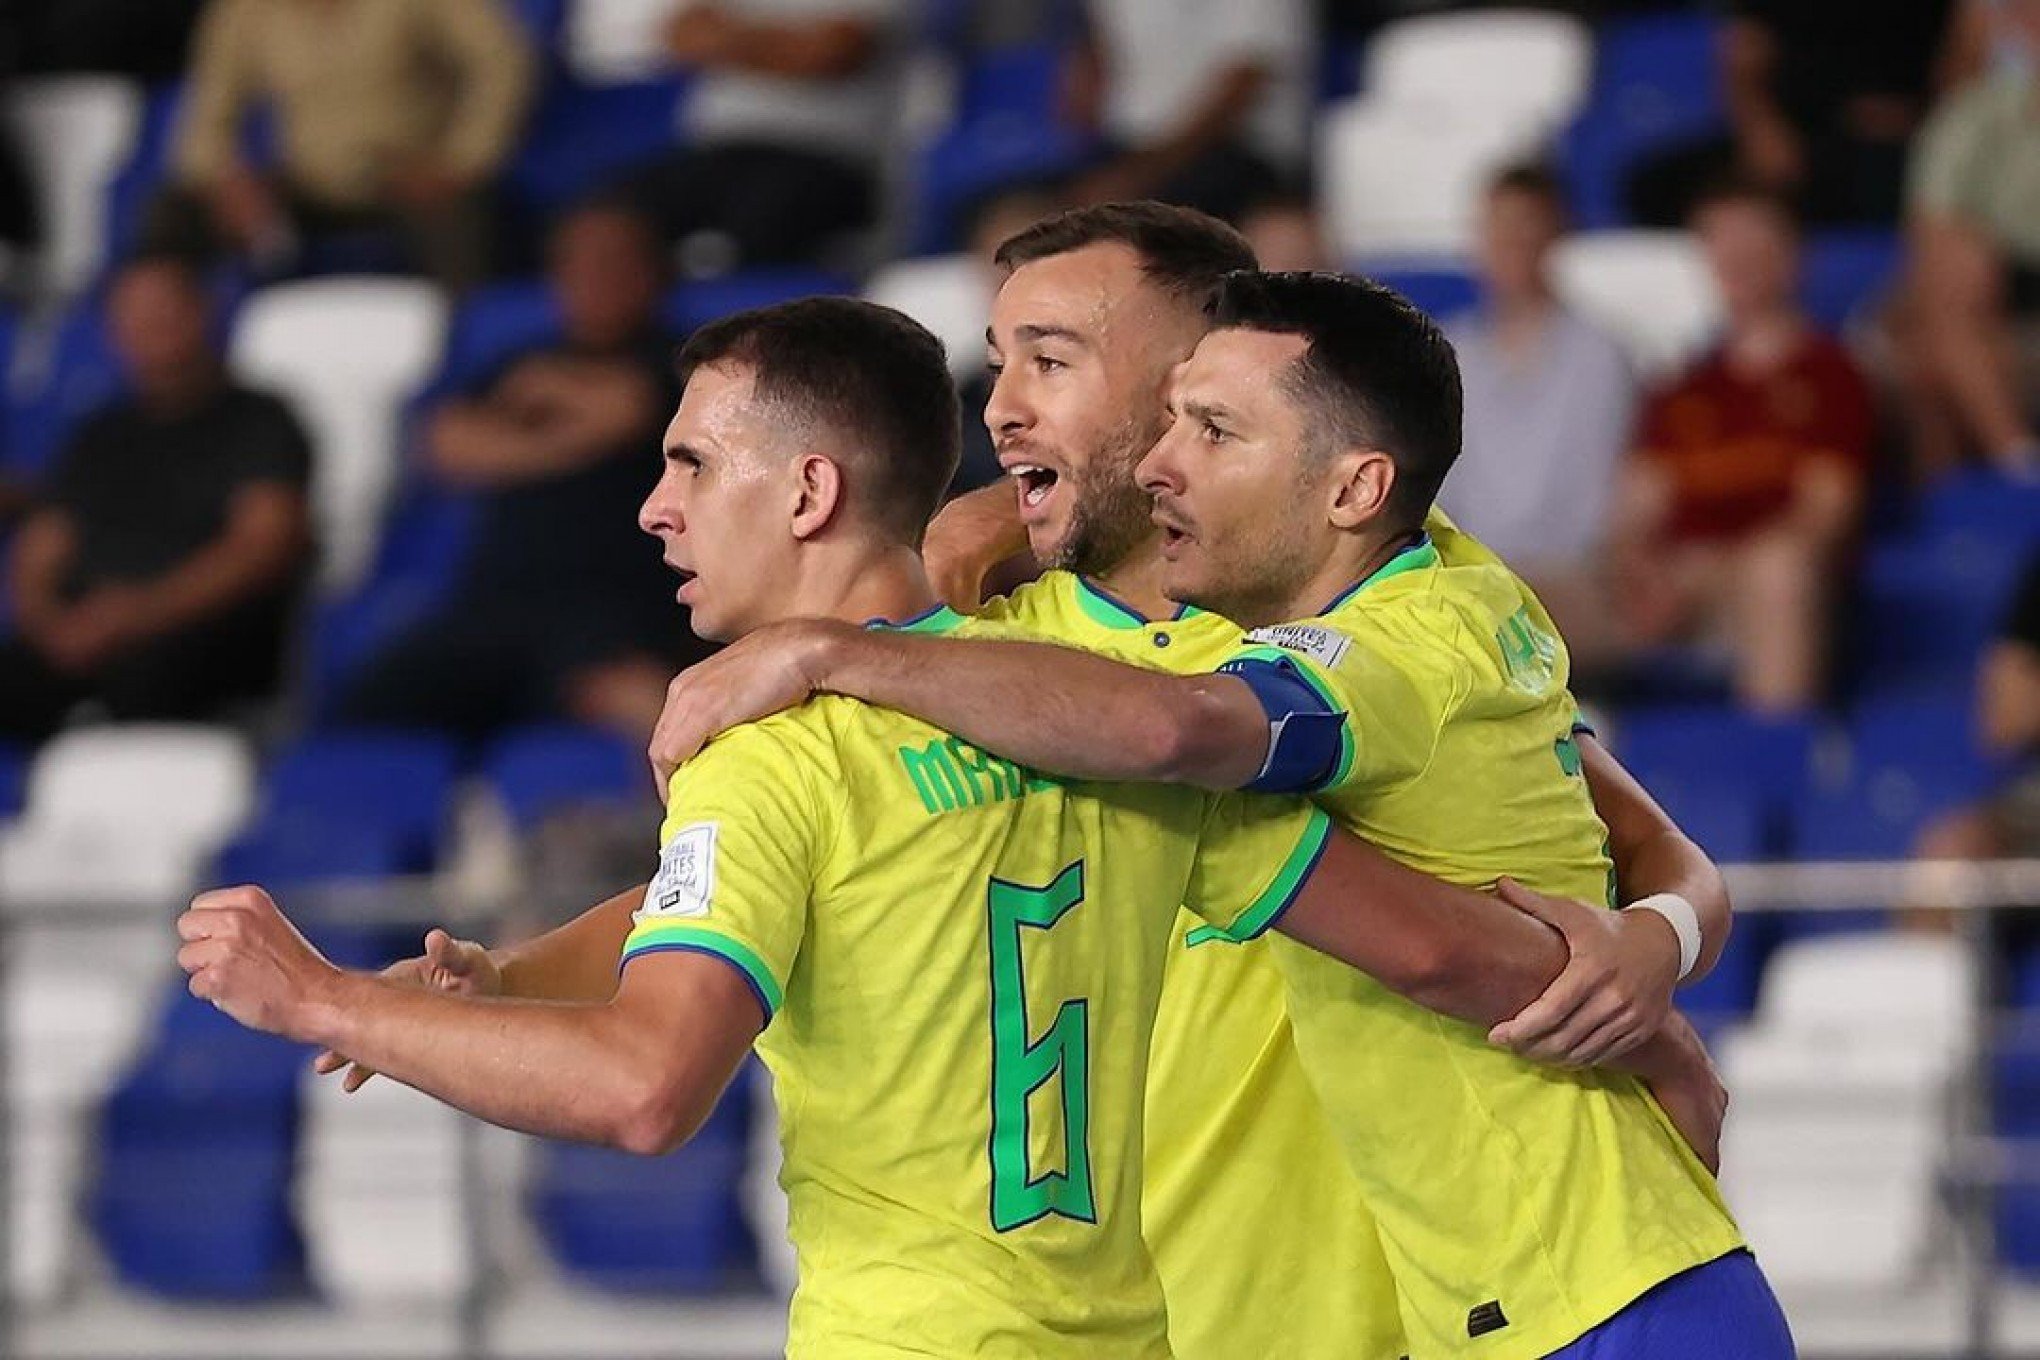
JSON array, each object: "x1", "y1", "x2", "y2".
[
  {"x1": 651, "y1": 617, "x2": 1271, "y2": 790},
  {"x1": 183, "y1": 886, "x2": 757, "y2": 1155}
]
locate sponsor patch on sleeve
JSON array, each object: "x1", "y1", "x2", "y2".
[
  {"x1": 648, "y1": 822, "x2": 718, "y2": 917},
  {"x1": 1243, "y1": 623, "x2": 1353, "y2": 671}
]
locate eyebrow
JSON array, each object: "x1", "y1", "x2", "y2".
[
  {"x1": 1012, "y1": 323, "x2": 1088, "y2": 347},
  {"x1": 664, "y1": 439, "x2": 711, "y2": 462},
  {"x1": 1182, "y1": 398, "x2": 1238, "y2": 425}
]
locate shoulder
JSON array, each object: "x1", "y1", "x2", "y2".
[{"x1": 977, "y1": 572, "x2": 1072, "y2": 629}]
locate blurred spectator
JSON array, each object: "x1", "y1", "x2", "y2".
[
  {"x1": 1611, "y1": 181, "x2": 1873, "y2": 714},
  {"x1": 620, "y1": 0, "x2": 908, "y2": 272},
  {"x1": 1628, "y1": 0, "x2": 1985, "y2": 228},
  {"x1": 334, "y1": 201, "x2": 707, "y2": 744},
  {"x1": 1063, "y1": 0, "x2": 1312, "y2": 224},
  {"x1": 1238, "y1": 185, "x2": 1332, "y2": 272},
  {"x1": 0, "y1": 255, "x2": 313, "y2": 741},
  {"x1": 1912, "y1": 549, "x2": 2040, "y2": 873},
  {"x1": 145, "y1": 0, "x2": 535, "y2": 295},
  {"x1": 1899, "y1": 0, "x2": 2040, "y2": 478},
  {"x1": 1438, "y1": 164, "x2": 1635, "y2": 647}
]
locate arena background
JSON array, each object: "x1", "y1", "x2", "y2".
[{"x1": 2, "y1": 0, "x2": 2038, "y2": 1356}]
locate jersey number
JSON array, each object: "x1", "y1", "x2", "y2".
[{"x1": 986, "y1": 860, "x2": 1096, "y2": 1232}]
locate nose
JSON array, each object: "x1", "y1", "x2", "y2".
[
  {"x1": 639, "y1": 474, "x2": 680, "y2": 540},
  {"x1": 982, "y1": 365, "x2": 1030, "y2": 445},
  {"x1": 1136, "y1": 424, "x2": 1184, "y2": 498}
]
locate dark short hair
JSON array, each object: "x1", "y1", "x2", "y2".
[
  {"x1": 1208, "y1": 270, "x2": 1462, "y2": 531},
  {"x1": 674, "y1": 297, "x2": 961, "y2": 545},
  {"x1": 994, "y1": 201, "x2": 1258, "y2": 308},
  {"x1": 1487, "y1": 160, "x2": 1567, "y2": 212},
  {"x1": 1689, "y1": 173, "x2": 1801, "y2": 234}
]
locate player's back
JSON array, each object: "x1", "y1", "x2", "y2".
[{"x1": 625, "y1": 651, "x2": 1322, "y2": 1359}]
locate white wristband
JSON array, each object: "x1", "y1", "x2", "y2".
[{"x1": 1623, "y1": 893, "x2": 1702, "y2": 982}]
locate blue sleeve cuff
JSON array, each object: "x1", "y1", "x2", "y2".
[{"x1": 1219, "y1": 656, "x2": 1347, "y2": 793}]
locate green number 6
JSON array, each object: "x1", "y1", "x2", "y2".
[{"x1": 987, "y1": 860, "x2": 1096, "y2": 1232}]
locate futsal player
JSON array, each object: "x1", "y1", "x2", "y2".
[
  {"x1": 179, "y1": 298, "x2": 1714, "y2": 1357},
  {"x1": 652, "y1": 272, "x2": 1795, "y2": 1357}
]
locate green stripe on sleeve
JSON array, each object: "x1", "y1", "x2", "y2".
[
  {"x1": 622, "y1": 922, "x2": 785, "y2": 1018},
  {"x1": 1191, "y1": 807, "x2": 1335, "y2": 945}
]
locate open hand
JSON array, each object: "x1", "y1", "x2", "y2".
[
  {"x1": 1488, "y1": 878, "x2": 1679, "y2": 1067},
  {"x1": 312, "y1": 928, "x2": 500, "y2": 1091}
]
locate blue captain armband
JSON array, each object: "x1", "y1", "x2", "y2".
[{"x1": 1218, "y1": 655, "x2": 1349, "y2": 793}]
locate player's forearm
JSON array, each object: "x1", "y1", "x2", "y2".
[
  {"x1": 494, "y1": 883, "x2": 647, "y2": 1003},
  {"x1": 1276, "y1": 832, "x2": 1572, "y2": 1028},
  {"x1": 814, "y1": 627, "x2": 1268, "y2": 788},
  {"x1": 1582, "y1": 737, "x2": 1731, "y2": 977},
  {"x1": 307, "y1": 974, "x2": 694, "y2": 1152}
]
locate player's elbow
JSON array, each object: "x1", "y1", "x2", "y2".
[
  {"x1": 1148, "y1": 684, "x2": 1256, "y2": 788},
  {"x1": 610, "y1": 1072, "x2": 712, "y2": 1157},
  {"x1": 1385, "y1": 933, "x2": 1486, "y2": 1017}
]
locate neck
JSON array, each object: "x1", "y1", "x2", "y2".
[
  {"x1": 780, "y1": 538, "x2": 939, "y2": 627},
  {"x1": 1725, "y1": 307, "x2": 1804, "y2": 367},
  {"x1": 135, "y1": 362, "x2": 221, "y2": 417},
  {"x1": 1253, "y1": 526, "x2": 1419, "y2": 630},
  {"x1": 1493, "y1": 287, "x2": 1553, "y2": 327},
  {"x1": 1082, "y1": 532, "x2": 1174, "y2": 619}
]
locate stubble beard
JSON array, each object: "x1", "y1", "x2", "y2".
[{"x1": 1042, "y1": 411, "x2": 1165, "y2": 578}]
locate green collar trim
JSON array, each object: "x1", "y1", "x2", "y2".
[
  {"x1": 1321, "y1": 535, "x2": 1439, "y2": 614},
  {"x1": 1073, "y1": 575, "x2": 1205, "y2": 630},
  {"x1": 867, "y1": 602, "x2": 967, "y2": 634}
]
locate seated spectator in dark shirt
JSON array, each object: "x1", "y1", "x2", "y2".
[
  {"x1": 335, "y1": 201, "x2": 708, "y2": 742},
  {"x1": 1610, "y1": 181, "x2": 1873, "y2": 713},
  {"x1": 1628, "y1": 0, "x2": 1985, "y2": 228},
  {"x1": 0, "y1": 254, "x2": 314, "y2": 741}
]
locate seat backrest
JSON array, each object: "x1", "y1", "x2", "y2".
[
  {"x1": 2, "y1": 76, "x2": 144, "y2": 298},
  {"x1": 566, "y1": 0, "x2": 677, "y2": 81},
  {"x1": 1760, "y1": 933, "x2": 1975, "y2": 1040},
  {"x1": 864, "y1": 255, "x2": 992, "y2": 378},
  {"x1": 1552, "y1": 229, "x2": 1722, "y2": 377},
  {"x1": 1364, "y1": 10, "x2": 1591, "y2": 127},
  {"x1": 1321, "y1": 99, "x2": 1537, "y2": 260},
  {"x1": 231, "y1": 279, "x2": 448, "y2": 592},
  {"x1": 22, "y1": 725, "x2": 253, "y2": 850}
]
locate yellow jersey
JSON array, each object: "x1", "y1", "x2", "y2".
[
  {"x1": 1221, "y1": 534, "x2": 1746, "y2": 1359},
  {"x1": 621, "y1": 605, "x2": 1334, "y2": 1360},
  {"x1": 979, "y1": 573, "x2": 1409, "y2": 1360}
]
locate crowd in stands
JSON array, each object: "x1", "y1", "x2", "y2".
[{"x1": 0, "y1": 0, "x2": 2033, "y2": 883}]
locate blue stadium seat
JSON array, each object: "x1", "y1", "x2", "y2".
[
  {"x1": 216, "y1": 729, "x2": 461, "y2": 878},
  {"x1": 663, "y1": 269, "x2": 857, "y2": 333},
  {"x1": 0, "y1": 740, "x2": 22, "y2": 820},
  {"x1": 1920, "y1": 468, "x2": 2040, "y2": 554},
  {"x1": 94, "y1": 988, "x2": 308, "y2": 1299},
  {"x1": 483, "y1": 723, "x2": 646, "y2": 829},
  {"x1": 505, "y1": 76, "x2": 689, "y2": 220},
  {"x1": 1360, "y1": 267, "x2": 1479, "y2": 323},
  {"x1": 530, "y1": 1065, "x2": 755, "y2": 1291},
  {"x1": 1800, "y1": 229, "x2": 1902, "y2": 332},
  {"x1": 509, "y1": 0, "x2": 566, "y2": 43},
  {"x1": 303, "y1": 491, "x2": 477, "y2": 719},
  {"x1": 434, "y1": 279, "x2": 563, "y2": 394},
  {"x1": 1847, "y1": 692, "x2": 2001, "y2": 803},
  {"x1": 1646, "y1": 780, "x2": 1766, "y2": 864},
  {"x1": 4, "y1": 300, "x2": 124, "y2": 479},
  {"x1": 1996, "y1": 956, "x2": 2040, "y2": 1270},
  {"x1": 103, "y1": 81, "x2": 188, "y2": 268},
  {"x1": 1560, "y1": 12, "x2": 1727, "y2": 229},
  {"x1": 1610, "y1": 705, "x2": 1815, "y2": 846},
  {"x1": 1854, "y1": 533, "x2": 2026, "y2": 698}
]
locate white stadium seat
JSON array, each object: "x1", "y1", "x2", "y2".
[
  {"x1": 1, "y1": 76, "x2": 143, "y2": 298},
  {"x1": 864, "y1": 255, "x2": 991, "y2": 380},
  {"x1": 1363, "y1": 10, "x2": 1592, "y2": 129},
  {"x1": 231, "y1": 279, "x2": 447, "y2": 592},
  {"x1": 1552, "y1": 230, "x2": 1723, "y2": 378},
  {"x1": 0, "y1": 725, "x2": 254, "y2": 909},
  {"x1": 567, "y1": 0, "x2": 678, "y2": 81},
  {"x1": 1320, "y1": 98, "x2": 1535, "y2": 260}
]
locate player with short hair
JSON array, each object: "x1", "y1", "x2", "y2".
[
  {"x1": 652, "y1": 272, "x2": 1792, "y2": 1357},
  {"x1": 178, "y1": 296, "x2": 1712, "y2": 1357}
]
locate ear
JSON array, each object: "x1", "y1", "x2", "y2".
[
  {"x1": 789, "y1": 452, "x2": 846, "y2": 542},
  {"x1": 1326, "y1": 448, "x2": 1396, "y2": 531}
]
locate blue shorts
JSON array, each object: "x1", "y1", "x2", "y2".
[{"x1": 1546, "y1": 1250, "x2": 1797, "y2": 1360}]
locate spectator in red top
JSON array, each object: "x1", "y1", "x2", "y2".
[{"x1": 1611, "y1": 179, "x2": 1873, "y2": 713}]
